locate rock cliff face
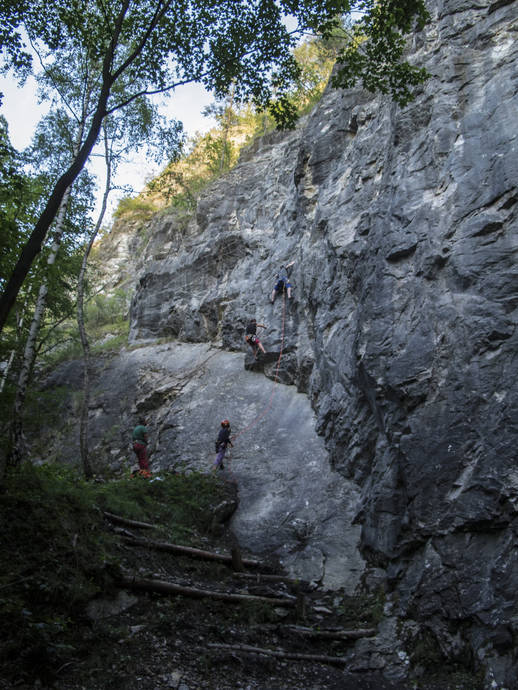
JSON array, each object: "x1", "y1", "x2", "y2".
[{"x1": 49, "y1": 0, "x2": 518, "y2": 684}]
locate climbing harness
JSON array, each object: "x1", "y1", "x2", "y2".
[{"x1": 245, "y1": 333, "x2": 260, "y2": 357}]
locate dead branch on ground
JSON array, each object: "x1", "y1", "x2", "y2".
[
  {"x1": 103, "y1": 511, "x2": 157, "y2": 529},
  {"x1": 119, "y1": 575, "x2": 295, "y2": 606},
  {"x1": 206, "y1": 642, "x2": 348, "y2": 665},
  {"x1": 231, "y1": 572, "x2": 308, "y2": 585},
  {"x1": 285, "y1": 625, "x2": 376, "y2": 640},
  {"x1": 122, "y1": 535, "x2": 261, "y2": 568}
]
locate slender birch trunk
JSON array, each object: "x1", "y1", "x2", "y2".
[
  {"x1": 6, "y1": 188, "x2": 72, "y2": 472},
  {"x1": 77, "y1": 126, "x2": 112, "y2": 480},
  {"x1": 0, "y1": 297, "x2": 29, "y2": 394}
]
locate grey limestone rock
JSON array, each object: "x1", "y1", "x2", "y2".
[{"x1": 39, "y1": 0, "x2": 518, "y2": 683}]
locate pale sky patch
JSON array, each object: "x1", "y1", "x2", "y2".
[{"x1": 0, "y1": 74, "x2": 217, "y2": 224}]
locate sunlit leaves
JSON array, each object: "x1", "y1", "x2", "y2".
[
  {"x1": 1, "y1": 0, "x2": 430, "y2": 132},
  {"x1": 331, "y1": 0, "x2": 430, "y2": 106}
]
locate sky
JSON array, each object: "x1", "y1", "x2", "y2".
[{"x1": 0, "y1": 72, "x2": 217, "y2": 225}]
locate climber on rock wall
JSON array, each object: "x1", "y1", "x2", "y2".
[
  {"x1": 244, "y1": 318, "x2": 267, "y2": 358},
  {"x1": 270, "y1": 261, "x2": 295, "y2": 303},
  {"x1": 213, "y1": 419, "x2": 233, "y2": 470}
]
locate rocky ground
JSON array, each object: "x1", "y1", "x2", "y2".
[
  {"x1": 41, "y1": 512, "x2": 391, "y2": 689},
  {"x1": 3, "y1": 476, "x2": 481, "y2": 690}
]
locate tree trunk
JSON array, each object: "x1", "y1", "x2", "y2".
[
  {"x1": 206, "y1": 642, "x2": 349, "y2": 665},
  {"x1": 231, "y1": 573, "x2": 308, "y2": 585},
  {"x1": 0, "y1": 297, "x2": 29, "y2": 394},
  {"x1": 77, "y1": 124, "x2": 112, "y2": 480},
  {"x1": 103, "y1": 511, "x2": 157, "y2": 530},
  {"x1": 284, "y1": 625, "x2": 377, "y2": 640},
  {"x1": 6, "y1": 188, "x2": 72, "y2": 475}
]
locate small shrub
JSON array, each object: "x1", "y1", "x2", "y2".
[
  {"x1": 336, "y1": 590, "x2": 386, "y2": 626},
  {"x1": 85, "y1": 290, "x2": 128, "y2": 330},
  {"x1": 113, "y1": 195, "x2": 157, "y2": 220}
]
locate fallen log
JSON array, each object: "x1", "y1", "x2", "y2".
[
  {"x1": 206, "y1": 642, "x2": 348, "y2": 665},
  {"x1": 122, "y1": 535, "x2": 261, "y2": 568},
  {"x1": 119, "y1": 575, "x2": 295, "y2": 607},
  {"x1": 231, "y1": 573, "x2": 308, "y2": 585},
  {"x1": 103, "y1": 511, "x2": 156, "y2": 530},
  {"x1": 285, "y1": 625, "x2": 376, "y2": 640},
  {"x1": 112, "y1": 526, "x2": 138, "y2": 538}
]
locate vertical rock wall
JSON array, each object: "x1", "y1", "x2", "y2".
[{"x1": 128, "y1": 0, "x2": 518, "y2": 683}]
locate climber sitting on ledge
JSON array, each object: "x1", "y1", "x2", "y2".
[
  {"x1": 244, "y1": 318, "x2": 267, "y2": 358},
  {"x1": 270, "y1": 260, "x2": 295, "y2": 303}
]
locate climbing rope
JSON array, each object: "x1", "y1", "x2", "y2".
[
  {"x1": 232, "y1": 287, "x2": 287, "y2": 442},
  {"x1": 211, "y1": 289, "x2": 287, "y2": 476}
]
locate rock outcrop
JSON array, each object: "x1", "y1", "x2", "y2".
[
  {"x1": 125, "y1": 0, "x2": 518, "y2": 684},
  {"x1": 42, "y1": 0, "x2": 518, "y2": 685}
]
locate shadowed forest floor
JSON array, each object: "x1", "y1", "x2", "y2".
[{"x1": 0, "y1": 465, "x2": 482, "y2": 690}]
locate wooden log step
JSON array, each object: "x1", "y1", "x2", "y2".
[{"x1": 122, "y1": 535, "x2": 262, "y2": 568}]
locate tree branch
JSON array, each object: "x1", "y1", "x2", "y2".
[
  {"x1": 122, "y1": 535, "x2": 262, "y2": 568},
  {"x1": 104, "y1": 74, "x2": 201, "y2": 116},
  {"x1": 103, "y1": 511, "x2": 157, "y2": 529},
  {"x1": 119, "y1": 574, "x2": 295, "y2": 606},
  {"x1": 110, "y1": 0, "x2": 172, "y2": 83},
  {"x1": 284, "y1": 625, "x2": 376, "y2": 640}
]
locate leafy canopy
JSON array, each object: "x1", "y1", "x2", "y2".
[{"x1": 2, "y1": 0, "x2": 429, "y2": 127}]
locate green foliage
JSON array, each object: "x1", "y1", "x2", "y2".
[
  {"x1": 411, "y1": 630, "x2": 443, "y2": 668},
  {"x1": 24, "y1": 289, "x2": 129, "y2": 372},
  {"x1": 84, "y1": 290, "x2": 128, "y2": 330},
  {"x1": 409, "y1": 629, "x2": 485, "y2": 689},
  {"x1": 1, "y1": 0, "x2": 430, "y2": 121},
  {"x1": 139, "y1": 33, "x2": 338, "y2": 214},
  {"x1": 113, "y1": 196, "x2": 158, "y2": 221},
  {"x1": 330, "y1": 1, "x2": 430, "y2": 106},
  {"x1": 0, "y1": 113, "x2": 94, "y2": 417},
  {"x1": 97, "y1": 470, "x2": 227, "y2": 541},
  {"x1": 336, "y1": 590, "x2": 386, "y2": 626},
  {"x1": 0, "y1": 464, "x2": 111, "y2": 681},
  {"x1": 23, "y1": 386, "x2": 79, "y2": 436},
  {"x1": 0, "y1": 464, "x2": 228, "y2": 684}
]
